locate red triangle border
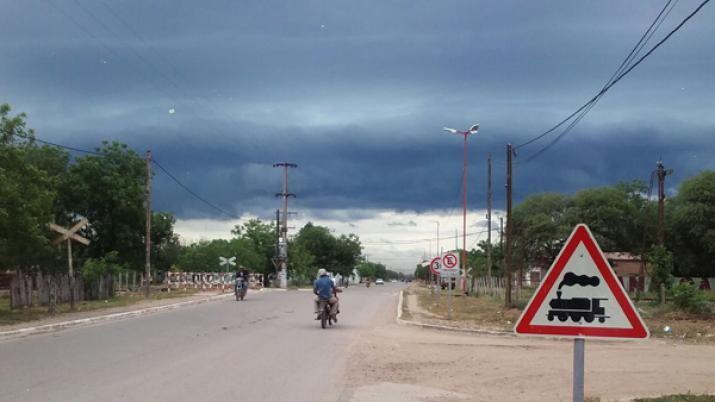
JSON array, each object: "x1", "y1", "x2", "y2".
[{"x1": 514, "y1": 224, "x2": 649, "y2": 339}]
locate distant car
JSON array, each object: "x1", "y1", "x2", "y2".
[
  {"x1": 390, "y1": 279, "x2": 397, "y2": 283},
  {"x1": 375, "y1": 278, "x2": 384, "y2": 285}
]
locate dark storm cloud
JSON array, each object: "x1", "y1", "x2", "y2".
[{"x1": 1, "y1": 1, "x2": 713, "y2": 219}]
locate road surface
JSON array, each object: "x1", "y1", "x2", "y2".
[{"x1": 0, "y1": 283, "x2": 404, "y2": 402}]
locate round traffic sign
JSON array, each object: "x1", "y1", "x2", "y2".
[
  {"x1": 429, "y1": 257, "x2": 442, "y2": 275},
  {"x1": 442, "y1": 253, "x2": 458, "y2": 269}
]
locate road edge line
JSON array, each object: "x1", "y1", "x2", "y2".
[{"x1": 0, "y1": 293, "x2": 234, "y2": 341}]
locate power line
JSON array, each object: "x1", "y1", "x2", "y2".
[
  {"x1": 516, "y1": 0, "x2": 675, "y2": 151},
  {"x1": 515, "y1": 0, "x2": 707, "y2": 158},
  {"x1": 362, "y1": 228, "x2": 492, "y2": 246},
  {"x1": 10, "y1": 130, "x2": 240, "y2": 220},
  {"x1": 151, "y1": 158, "x2": 240, "y2": 220},
  {"x1": 522, "y1": 0, "x2": 682, "y2": 163}
]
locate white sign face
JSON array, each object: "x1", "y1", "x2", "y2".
[
  {"x1": 529, "y1": 242, "x2": 628, "y2": 328},
  {"x1": 441, "y1": 252, "x2": 460, "y2": 270},
  {"x1": 514, "y1": 224, "x2": 648, "y2": 339},
  {"x1": 440, "y1": 269, "x2": 460, "y2": 278}
]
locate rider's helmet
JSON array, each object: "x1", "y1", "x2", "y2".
[{"x1": 317, "y1": 268, "x2": 328, "y2": 277}]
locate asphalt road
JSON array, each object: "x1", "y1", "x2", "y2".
[{"x1": 0, "y1": 283, "x2": 405, "y2": 402}]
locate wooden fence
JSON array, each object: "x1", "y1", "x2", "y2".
[
  {"x1": 9, "y1": 271, "x2": 84, "y2": 309},
  {"x1": 474, "y1": 276, "x2": 506, "y2": 298}
]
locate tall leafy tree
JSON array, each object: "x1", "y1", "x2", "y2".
[
  {"x1": 0, "y1": 104, "x2": 69, "y2": 269},
  {"x1": 58, "y1": 141, "x2": 146, "y2": 269},
  {"x1": 668, "y1": 170, "x2": 715, "y2": 276},
  {"x1": 231, "y1": 219, "x2": 276, "y2": 275}
]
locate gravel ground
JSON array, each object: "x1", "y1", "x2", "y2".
[{"x1": 342, "y1": 290, "x2": 715, "y2": 402}]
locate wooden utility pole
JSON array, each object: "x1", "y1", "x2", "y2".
[
  {"x1": 145, "y1": 150, "x2": 152, "y2": 297},
  {"x1": 486, "y1": 153, "x2": 493, "y2": 277},
  {"x1": 656, "y1": 160, "x2": 669, "y2": 245},
  {"x1": 505, "y1": 144, "x2": 514, "y2": 308}
]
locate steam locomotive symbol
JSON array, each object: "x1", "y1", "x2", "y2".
[{"x1": 546, "y1": 273, "x2": 609, "y2": 324}]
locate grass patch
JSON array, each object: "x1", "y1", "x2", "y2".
[
  {"x1": 408, "y1": 283, "x2": 715, "y2": 341},
  {"x1": 0, "y1": 288, "x2": 200, "y2": 327},
  {"x1": 414, "y1": 286, "x2": 520, "y2": 329},
  {"x1": 635, "y1": 299, "x2": 715, "y2": 343}
]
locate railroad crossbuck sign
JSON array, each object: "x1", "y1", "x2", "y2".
[{"x1": 514, "y1": 224, "x2": 649, "y2": 339}]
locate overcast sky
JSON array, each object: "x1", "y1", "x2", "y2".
[{"x1": 2, "y1": 1, "x2": 713, "y2": 271}]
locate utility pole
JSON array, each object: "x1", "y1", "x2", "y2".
[
  {"x1": 273, "y1": 162, "x2": 297, "y2": 288},
  {"x1": 145, "y1": 150, "x2": 152, "y2": 298},
  {"x1": 656, "y1": 160, "x2": 671, "y2": 245},
  {"x1": 486, "y1": 153, "x2": 493, "y2": 278},
  {"x1": 505, "y1": 144, "x2": 514, "y2": 308}
]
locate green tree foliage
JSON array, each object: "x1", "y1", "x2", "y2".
[
  {"x1": 151, "y1": 212, "x2": 181, "y2": 273},
  {"x1": 512, "y1": 193, "x2": 571, "y2": 271},
  {"x1": 509, "y1": 182, "x2": 659, "y2": 271},
  {"x1": 58, "y1": 141, "x2": 146, "y2": 269},
  {"x1": 0, "y1": 104, "x2": 69, "y2": 269},
  {"x1": 286, "y1": 242, "x2": 315, "y2": 283},
  {"x1": 567, "y1": 181, "x2": 655, "y2": 253},
  {"x1": 668, "y1": 170, "x2": 715, "y2": 277},
  {"x1": 647, "y1": 245, "x2": 674, "y2": 291},
  {"x1": 670, "y1": 282, "x2": 711, "y2": 315},
  {"x1": 176, "y1": 238, "x2": 264, "y2": 273},
  {"x1": 231, "y1": 219, "x2": 276, "y2": 275},
  {"x1": 292, "y1": 222, "x2": 362, "y2": 279},
  {"x1": 414, "y1": 263, "x2": 429, "y2": 280}
]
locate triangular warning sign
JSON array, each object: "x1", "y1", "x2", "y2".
[{"x1": 514, "y1": 224, "x2": 649, "y2": 339}]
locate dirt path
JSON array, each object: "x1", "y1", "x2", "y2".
[{"x1": 342, "y1": 292, "x2": 715, "y2": 402}]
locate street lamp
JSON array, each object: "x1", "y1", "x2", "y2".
[{"x1": 443, "y1": 123, "x2": 480, "y2": 294}]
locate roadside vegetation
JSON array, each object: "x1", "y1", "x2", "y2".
[
  {"x1": 0, "y1": 288, "x2": 199, "y2": 326},
  {"x1": 405, "y1": 283, "x2": 715, "y2": 343},
  {"x1": 0, "y1": 103, "x2": 370, "y2": 321}
]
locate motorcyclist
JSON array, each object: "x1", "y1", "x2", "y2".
[
  {"x1": 235, "y1": 268, "x2": 249, "y2": 293},
  {"x1": 313, "y1": 268, "x2": 339, "y2": 321}
]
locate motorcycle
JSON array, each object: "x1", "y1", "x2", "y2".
[
  {"x1": 317, "y1": 300, "x2": 334, "y2": 329},
  {"x1": 317, "y1": 288, "x2": 342, "y2": 329},
  {"x1": 366, "y1": 281, "x2": 371, "y2": 288},
  {"x1": 235, "y1": 278, "x2": 248, "y2": 301}
]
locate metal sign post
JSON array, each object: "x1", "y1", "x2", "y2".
[
  {"x1": 573, "y1": 338, "x2": 585, "y2": 402},
  {"x1": 219, "y1": 257, "x2": 236, "y2": 293},
  {"x1": 441, "y1": 268, "x2": 458, "y2": 320},
  {"x1": 514, "y1": 224, "x2": 649, "y2": 402}
]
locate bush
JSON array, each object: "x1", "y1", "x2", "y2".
[{"x1": 670, "y1": 282, "x2": 711, "y2": 315}]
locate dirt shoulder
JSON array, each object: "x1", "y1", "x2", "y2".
[{"x1": 341, "y1": 288, "x2": 715, "y2": 402}]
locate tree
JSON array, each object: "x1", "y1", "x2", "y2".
[
  {"x1": 0, "y1": 104, "x2": 69, "y2": 270},
  {"x1": 332, "y1": 234, "x2": 362, "y2": 279},
  {"x1": 647, "y1": 245, "x2": 674, "y2": 292},
  {"x1": 566, "y1": 181, "x2": 653, "y2": 253},
  {"x1": 287, "y1": 242, "x2": 315, "y2": 283},
  {"x1": 668, "y1": 170, "x2": 715, "y2": 277},
  {"x1": 231, "y1": 219, "x2": 276, "y2": 276},
  {"x1": 512, "y1": 193, "x2": 571, "y2": 271},
  {"x1": 293, "y1": 223, "x2": 336, "y2": 270},
  {"x1": 151, "y1": 212, "x2": 181, "y2": 273},
  {"x1": 58, "y1": 141, "x2": 146, "y2": 269}
]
